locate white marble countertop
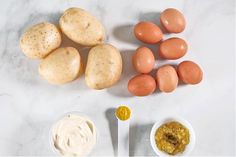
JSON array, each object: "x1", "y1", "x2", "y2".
[{"x1": 0, "y1": 0, "x2": 235, "y2": 156}]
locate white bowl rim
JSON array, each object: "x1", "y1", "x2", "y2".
[{"x1": 150, "y1": 116, "x2": 196, "y2": 157}]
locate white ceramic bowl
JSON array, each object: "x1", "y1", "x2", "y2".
[
  {"x1": 49, "y1": 112, "x2": 98, "y2": 156},
  {"x1": 150, "y1": 116, "x2": 196, "y2": 157}
]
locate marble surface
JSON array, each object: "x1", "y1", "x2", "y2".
[{"x1": 0, "y1": 0, "x2": 235, "y2": 156}]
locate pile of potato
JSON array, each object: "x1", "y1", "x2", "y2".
[
  {"x1": 20, "y1": 8, "x2": 122, "y2": 89},
  {"x1": 128, "y1": 8, "x2": 203, "y2": 96}
]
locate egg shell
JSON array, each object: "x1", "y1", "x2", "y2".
[
  {"x1": 128, "y1": 74, "x2": 156, "y2": 96},
  {"x1": 156, "y1": 65, "x2": 178, "y2": 93},
  {"x1": 134, "y1": 21, "x2": 163, "y2": 44},
  {"x1": 159, "y1": 37, "x2": 188, "y2": 60},
  {"x1": 132, "y1": 47, "x2": 155, "y2": 73},
  {"x1": 160, "y1": 8, "x2": 186, "y2": 33},
  {"x1": 177, "y1": 61, "x2": 203, "y2": 84}
]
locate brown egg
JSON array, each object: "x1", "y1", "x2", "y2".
[
  {"x1": 159, "y1": 37, "x2": 187, "y2": 60},
  {"x1": 160, "y1": 8, "x2": 186, "y2": 33},
  {"x1": 128, "y1": 74, "x2": 156, "y2": 96},
  {"x1": 134, "y1": 21, "x2": 163, "y2": 44},
  {"x1": 156, "y1": 65, "x2": 178, "y2": 93},
  {"x1": 133, "y1": 47, "x2": 155, "y2": 73},
  {"x1": 177, "y1": 61, "x2": 203, "y2": 84}
]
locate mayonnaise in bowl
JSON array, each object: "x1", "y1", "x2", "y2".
[{"x1": 51, "y1": 113, "x2": 97, "y2": 156}]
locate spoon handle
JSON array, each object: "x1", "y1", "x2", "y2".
[{"x1": 118, "y1": 119, "x2": 129, "y2": 157}]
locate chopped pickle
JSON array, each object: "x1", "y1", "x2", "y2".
[
  {"x1": 115, "y1": 106, "x2": 131, "y2": 121},
  {"x1": 155, "y1": 121, "x2": 190, "y2": 155}
]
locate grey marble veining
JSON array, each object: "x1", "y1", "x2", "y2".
[{"x1": 0, "y1": 0, "x2": 235, "y2": 156}]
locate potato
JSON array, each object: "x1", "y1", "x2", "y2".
[
  {"x1": 39, "y1": 47, "x2": 82, "y2": 85},
  {"x1": 85, "y1": 44, "x2": 122, "y2": 89},
  {"x1": 20, "y1": 22, "x2": 61, "y2": 59},
  {"x1": 59, "y1": 7, "x2": 105, "y2": 46}
]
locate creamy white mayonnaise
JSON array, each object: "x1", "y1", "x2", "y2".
[{"x1": 52, "y1": 114, "x2": 96, "y2": 156}]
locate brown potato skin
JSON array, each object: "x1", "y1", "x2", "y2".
[
  {"x1": 160, "y1": 8, "x2": 186, "y2": 33},
  {"x1": 159, "y1": 37, "x2": 187, "y2": 60},
  {"x1": 128, "y1": 74, "x2": 156, "y2": 96},
  {"x1": 85, "y1": 44, "x2": 122, "y2": 90},
  {"x1": 39, "y1": 47, "x2": 81, "y2": 85},
  {"x1": 177, "y1": 61, "x2": 203, "y2": 85},
  {"x1": 156, "y1": 65, "x2": 178, "y2": 93},
  {"x1": 20, "y1": 22, "x2": 61, "y2": 59},
  {"x1": 59, "y1": 7, "x2": 105, "y2": 46}
]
